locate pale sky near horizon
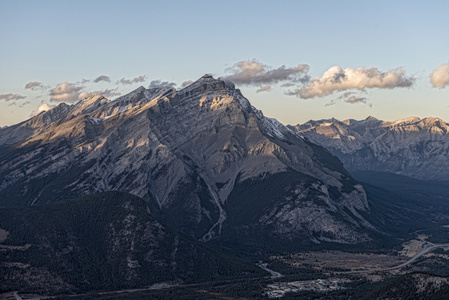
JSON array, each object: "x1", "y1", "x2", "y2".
[{"x1": 1, "y1": 0, "x2": 449, "y2": 127}]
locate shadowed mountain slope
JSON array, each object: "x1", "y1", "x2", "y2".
[{"x1": 0, "y1": 192, "x2": 262, "y2": 294}]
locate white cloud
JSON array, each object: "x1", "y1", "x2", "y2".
[
  {"x1": 49, "y1": 82, "x2": 84, "y2": 102},
  {"x1": 93, "y1": 75, "x2": 111, "y2": 83},
  {"x1": 256, "y1": 85, "x2": 272, "y2": 93},
  {"x1": 0, "y1": 93, "x2": 26, "y2": 101},
  {"x1": 30, "y1": 103, "x2": 56, "y2": 116},
  {"x1": 118, "y1": 75, "x2": 146, "y2": 85},
  {"x1": 430, "y1": 62, "x2": 449, "y2": 88},
  {"x1": 222, "y1": 60, "x2": 309, "y2": 86},
  {"x1": 290, "y1": 66, "x2": 415, "y2": 99}
]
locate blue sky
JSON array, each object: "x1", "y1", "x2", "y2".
[{"x1": 1, "y1": 0, "x2": 448, "y2": 126}]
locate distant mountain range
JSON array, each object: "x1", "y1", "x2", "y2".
[{"x1": 292, "y1": 116, "x2": 449, "y2": 180}]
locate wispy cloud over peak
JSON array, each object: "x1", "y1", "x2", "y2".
[{"x1": 430, "y1": 62, "x2": 449, "y2": 88}]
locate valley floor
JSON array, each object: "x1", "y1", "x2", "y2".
[{"x1": 4, "y1": 238, "x2": 449, "y2": 300}]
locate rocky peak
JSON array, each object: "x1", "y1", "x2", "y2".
[
  {"x1": 197, "y1": 73, "x2": 216, "y2": 82},
  {"x1": 365, "y1": 115, "x2": 378, "y2": 121},
  {"x1": 418, "y1": 116, "x2": 448, "y2": 127},
  {"x1": 71, "y1": 95, "x2": 111, "y2": 116},
  {"x1": 384, "y1": 116, "x2": 420, "y2": 127},
  {"x1": 354, "y1": 116, "x2": 383, "y2": 128},
  {"x1": 78, "y1": 94, "x2": 109, "y2": 105},
  {"x1": 179, "y1": 74, "x2": 236, "y2": 97},
  {"x1": 111, "y1": 86, "x2": 148, "y2": 105}
]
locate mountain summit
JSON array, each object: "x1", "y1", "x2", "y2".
[{"x1": 0, "y1": 75, "x2": 373, "y2": 247}]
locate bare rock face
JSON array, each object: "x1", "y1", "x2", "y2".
[
  {"x1": 293, "y1": 116, "x2": 449, "y2": 180},
  {"x1": 0, "y1": 75, "x2": 372, "y2": 246}
]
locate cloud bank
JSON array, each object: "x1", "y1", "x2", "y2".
[
  {"x1": 0, "y1": 94, "x2": 26, "y2": 101},
  {"x1": 430, "y1": 62, "x2": 449, "y2": 88},
  {"x1": 290, "y1": 66, "x2": 415, "y2": 99},
  {"x1": 49, "y1": 82, "x2": 84, "y2": 102},
  {"x1": 222, "y1": 60, "x2": 309, "y2": 86}
]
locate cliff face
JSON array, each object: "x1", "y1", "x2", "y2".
[{"x1": 0, "y1": 75, "x2": 371, "y2": 245}]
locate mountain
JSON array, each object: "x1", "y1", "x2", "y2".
[
  {"x1": 0, "y1": 75, "x2": 373, "y2": 248},
  {"x1": 292, "y1": 116, "x2": 449, "y2": 180},
  {"x1": 0, "y1": 192, "x2": 262, "y2": 295}
]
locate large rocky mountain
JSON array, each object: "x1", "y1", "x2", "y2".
[
  {"x1": 0, "y1": 75, "x2": 373, "y2": 247},
  {"x1": 292, "y1": 116, "x2": 449, "y2": 180}
]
